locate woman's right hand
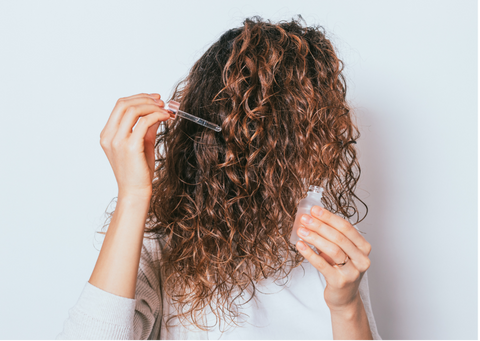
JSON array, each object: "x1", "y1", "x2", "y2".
[{"x1": 99, "y1": 93, "x2": 171, "y2": 200}]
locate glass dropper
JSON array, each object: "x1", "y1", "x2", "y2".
[{"x1": 165, "y1": 100, "x2": 222, "y2": 132}]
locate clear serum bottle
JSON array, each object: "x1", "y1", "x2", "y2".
[{"x1": 290, "y1": 185, "x2": 324, "y2": 246}]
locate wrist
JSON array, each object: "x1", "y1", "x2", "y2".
[
  {"x1": 329, "y1": 292, "x2": 363, "y2": 319},
  {"x1": 329, "y1": 292, "x2": 373, "y2": 340},
  {"x1": 117, "y1": 192, "x2": 152, "y2": 211},
  {"x1": 118, "y1": 190, "x2": 152, "y2": 203}
]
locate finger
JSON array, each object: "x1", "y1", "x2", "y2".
[
  {"x1": 300, "y1": 214, "x2": 371, "y2": 272},
  {"x1": 115, "y1": 104, "x2": 168, "y2": 140},
  {"x1": 130, "y1": 111, "x2": 171, "y2": 143},
  {"x1": 297, "y1": 225, "x2": 348, "y2": 266},
  {"x1": 101, "y1": 96, "x2": 165, "y2": 139},
  {"x1": 298, "y1": 239, "x2": 360, "y2": 291},
  {"x1": 310, "y1": 206, "x2": 371, "y2": 255},
  {"x1": 143, "y1": 120, "x2": 161, "y2": 162},
  {"x1": 129, "y1": 93, "x2": 162, "y2": 101},
  {"x1": 144, "y1": 119, "x2": 161, "y2": 145},
  {"x1": 125, "y1": 92, "x2": 161, "y2": 99},
  {"x1": 296, "y1": 240, "x2": 336, "y2": 278}
]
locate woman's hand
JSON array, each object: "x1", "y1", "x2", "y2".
[
  {"x1": 295, "y1": 206, "x2": 372, "y2": 312},
  {"x1": 99, "y1": 93, "x2": 171, "y2": 200}
]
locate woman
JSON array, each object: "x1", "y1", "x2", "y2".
[{"x1": 57, "y1": 16, "x2": 381, "y2": 340}]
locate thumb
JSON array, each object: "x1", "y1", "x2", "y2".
[{"x1": 145, "y1": 120, "x2": 161, "y2": 145}]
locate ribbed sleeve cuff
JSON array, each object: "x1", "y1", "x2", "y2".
[{"x1": 75, "y1": 281, "x2": 137, "y2": 326}]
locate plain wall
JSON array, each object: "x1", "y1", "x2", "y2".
[{"x1": 0, "y1": 0, "x2": 477, "y2": 339}]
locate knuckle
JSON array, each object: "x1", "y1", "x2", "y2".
[
  {"x1": 349, "y1": 268, "x2": 360, "y2": 281},
  {"x1": 313, "y1": 258, "x2": 326, "y2": 269},
  {"x1": 125, "y1": 106, "x2": 137, "y2": 115},
  {"x1": 99, "y1": 137, "x2": 109, "y2": 149},
  {"x1": 331, "y1": 247, "x2": 343, "y2": 259},
  {"x1": 324, "y1": 245, "x2": 336, "y2": 256},
  {"x1": 341, "y1": 221, "x2": 351, "y2": 231},
  {"x1": 126, "y1": 141, "x2": 138, "y2": 153},
  {"x1": 363, "y1": 258, "x2": 371, "y2": 271},
  {"x1": 315, "y1": 223, "x2": 326, "y2": 235},
  {"x1": 111, "y1": 138, "x2": 122, "y2": 149},
  {"x1": 115, "y1": 99, "x2": 127, "y2": 110},
  {"x1": 364, "y1": 242, "x2": 372, "y2": 255},
  {"x1": 331, "y1": 233, "x2": 345, "y2": 245},
  {"x1": 359, "y1": 242, "x2": 372, "y2": 256}
]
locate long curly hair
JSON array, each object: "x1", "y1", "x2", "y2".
[{"x1": 102, "y1": 15, "x2": 367, "y2": 333}]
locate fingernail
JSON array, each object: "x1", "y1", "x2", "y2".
[
  {"x1": 301, "y1": 215, "x2": 312, "y2": 224},
  {"x1": 298, "y1": 227, "x2": 310, "y2": 237},
  {"x1": 297, "y1": 242, "x2": 307, "y2": 250},
  {"x1": 312, "y1": 206, "x2": 323, "y2": 216}
]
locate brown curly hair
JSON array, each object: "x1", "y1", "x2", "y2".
[{"x1": 102, "y1": 15, "x2": 367, "y2": 333}]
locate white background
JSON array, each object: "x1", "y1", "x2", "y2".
[{"x1": 0, "y1": 0, "x2": 477, "y2": 339}]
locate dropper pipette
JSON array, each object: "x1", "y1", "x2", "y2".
[{"x1": 165, "y1": 100, "x2": 222, "y2": 132}]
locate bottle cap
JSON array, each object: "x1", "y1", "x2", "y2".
[{"x1": 165, "y1": 100, "x2": 180, "y2": 119}]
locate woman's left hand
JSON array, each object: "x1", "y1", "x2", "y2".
[{"x1": 295, "y1": 205, "x2": 372, "y2": 312}]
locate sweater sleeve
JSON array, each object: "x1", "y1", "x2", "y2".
[
  {"x1": 358, "y1": 270, "x2": 382, "y2": 340},
  {"x1": 351, "y1": 224, "x2": 382, "y2": 340},
  {"x1": 358, "y1": 270, "x2": 382, "y2": 341},
  {"x1": 56, "y1": 236, "x2": 163, "y2": 340}
]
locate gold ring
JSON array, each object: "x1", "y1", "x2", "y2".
[{"x1": 334, "y1": 255, "x2": 350, "y2": 267}]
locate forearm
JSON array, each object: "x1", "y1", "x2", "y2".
[
  {"x1": 330, "y1": 293, "x2": 373, "y2": 340},
  {"x1": 89, "y1": 194, "x2": 150, "y2": 299}
]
